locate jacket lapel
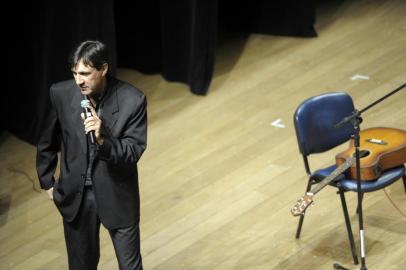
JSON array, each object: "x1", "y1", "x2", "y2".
[
  {"x1": 100, "y1": 77, "x2": 119, "y2": 134},
  {"x1": 70, "y1": 87, "x2": 87, "y2": 155}
]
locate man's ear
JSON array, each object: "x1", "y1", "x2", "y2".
[{"x1": 102, "y1": 63, "x2": 109, "y2": 76}]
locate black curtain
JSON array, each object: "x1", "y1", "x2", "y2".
[
  {"x1": 4, "y1": 0, "x2": 316, "y2": 145},
  {"x1": 6, "y1": 0, "x2": 116, "y2": 145},
  {"x1": 115, "y1": 0, "x2": 315, "y2": 95},
  {"x1": 115, "y1": 0, "x2": 218, "y2": 95}
]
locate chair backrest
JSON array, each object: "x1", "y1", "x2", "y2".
[{"x1": 294, "y1": 92, "x2": 355, "y2": 156}]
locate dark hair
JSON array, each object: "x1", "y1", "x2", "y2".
[{"x1": 69, "y1": 40, "x2": 109, "y2": 70}]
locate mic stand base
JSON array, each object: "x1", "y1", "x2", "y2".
[
  {"x1": 333, "y1": 263, "x2": 368, "y2": 270},
  {"x1": 333, "y1": 263, "x2": 349, "y2": 270}
]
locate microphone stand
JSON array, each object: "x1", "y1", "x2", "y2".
[{"x1": 332, "y1": 82, "x2": 405, "y2": 270}]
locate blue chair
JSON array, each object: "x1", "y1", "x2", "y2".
[{"x1": 293, "y1": 92, "x2": 406, "y2": 265}]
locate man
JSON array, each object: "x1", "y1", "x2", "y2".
[{"x1": 36, "y1": 40, "x2": 147, "y2": 270}]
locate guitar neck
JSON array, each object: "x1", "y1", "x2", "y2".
[{"x1": 309, "y1": 157, "x2": 355, "y2": 195}]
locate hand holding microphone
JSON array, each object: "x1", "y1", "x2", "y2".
[{"x1": 80, "y1": 97, "x2": 102, "y2": 145}]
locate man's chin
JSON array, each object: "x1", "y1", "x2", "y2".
[{"x1": 80, "y1": 89, "x2": 90, "y2": 95}]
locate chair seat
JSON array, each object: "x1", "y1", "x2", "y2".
[{"x1": 312, "y1": 164, "x2": 405, "y2": 193}]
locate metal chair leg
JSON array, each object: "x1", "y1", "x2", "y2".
[
  {"x1": 356, "y1": 193, "x2": 364, "y2": 215},
  {"x1": 295, "y1": 178, "x2": 313, "y2": 239},
  {"x1": 338, "y1": 189, "x2": 359, "y2": 265},
  {"x1": 295, "y1": 213, "x2": 305, "y2": 239}
]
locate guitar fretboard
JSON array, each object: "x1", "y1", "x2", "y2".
[{"x1": 310, "y1": 156, "x2": 355, "y2": 195}]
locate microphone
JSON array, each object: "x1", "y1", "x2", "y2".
[{"x1": 80, "y1": 97, "x2": 96, "y2": 144}]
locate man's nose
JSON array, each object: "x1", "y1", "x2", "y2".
[{"x1": 75, "y1": 75, "x2": 84, "y2": 85}]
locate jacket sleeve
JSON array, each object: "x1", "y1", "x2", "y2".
[
  {"x1": 36, "y1": 87, "x2": 60, "y2": 189},
  {"x1": 98, "y1": 94, "x2": 147, "y2": 166}
]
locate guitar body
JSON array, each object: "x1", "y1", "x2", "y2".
[{"x1": 335, "y1": 127, "x2": 406, "y2": 181}]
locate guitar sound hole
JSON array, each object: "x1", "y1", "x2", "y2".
[
  {"x1": 352, "y1": 150, "x2": 370, "y2": 158},
  {"x1": 359, "y1": 150, "x2": 370, "y2": 158}
]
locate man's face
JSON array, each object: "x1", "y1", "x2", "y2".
[{"x1": 71, "y1": 60, "x2": 108, "y2": 96}]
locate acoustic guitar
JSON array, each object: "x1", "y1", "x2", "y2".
[
  {"x1": 291, "y1": 127, "x2": 406, "y2": 216},
  {"x1": 336, "y1": 127, "x2": 406, "y2": 180}
]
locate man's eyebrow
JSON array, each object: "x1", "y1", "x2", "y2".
[{"x1": 72, "y1": 70, "x2": 90, "y2": 75}]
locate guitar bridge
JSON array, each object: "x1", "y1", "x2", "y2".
[{"x1": 366, "y1": 138, "x2": 387, "y2": 145}]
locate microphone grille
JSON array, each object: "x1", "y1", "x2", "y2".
[{"x1": 80, "y1": 99, "x2": 90, "y2": 108}]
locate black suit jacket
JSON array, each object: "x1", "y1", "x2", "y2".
[{"x1": 37, "y1": 76, "x2": 147, "y2": 229}]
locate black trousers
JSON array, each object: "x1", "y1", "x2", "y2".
[{"x1": 62, "y1": 186, "x2": 143, "y2": 270}]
